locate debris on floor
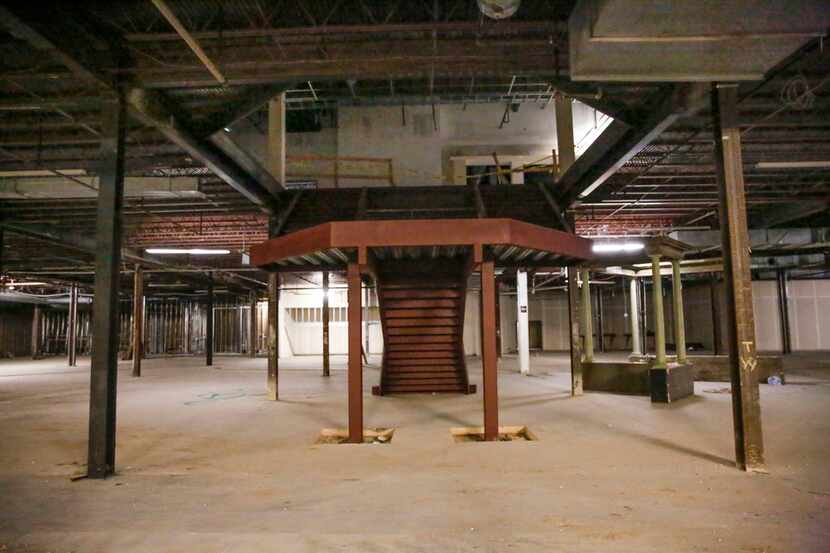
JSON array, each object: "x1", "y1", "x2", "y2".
[
  {"x1": 451, "y1": 425, "x2": 537, "y2": 443},
  {"x1": 316, "y1": 427, "x2": 395, "y2": 445}
]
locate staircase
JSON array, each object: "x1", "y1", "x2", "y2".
[{"x1": 373, "y1": 260, "x2": 475, "y2": 395}]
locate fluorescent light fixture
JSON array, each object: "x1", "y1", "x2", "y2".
[
  {"x1": 592, "y1": 242, "x2": 645, "y2": 254},
  {"x1": 756, "y1": 161, "x2": 830, "y2": 169},
  {"x1": 3, "y1": 281, "x2": 47, "y2": 287},
  {"x1": 146, "y1": 248, "x2": 231, "y2": 255}
]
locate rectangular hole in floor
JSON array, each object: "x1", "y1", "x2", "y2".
[
  {"x1": 451, "y1": 425, "x2": 537, "y2": 443},
  {"x1": 316, "y1": 428, "x2": 395, "y2": 445}
]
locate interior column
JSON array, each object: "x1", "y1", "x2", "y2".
[
  {"x1": 267, "y1": 92, "x2": 286, "y2": 187},
  {"x1": 347, "y1": 263, "x2": 363, "y2": 443},
  {"x1": 777, "y1": 269, "x2": 791, "y2": 354},
  {"x1": 671, "y1": 260, "x2": 687, "y2": 364},
  {"x1": 480, "y1": 260, "x2": 499, "y2": 440},
  {"x1": 322, "y1": 270, "x2": 330, "y2": 377},
  {"x1": 131, "y1": 266, "x2": 143, "y2": 376},
  {"x1": 650, "y1": 255, "x2": 667, "y2": 369},
  {"x1": 205, "y1": 276, "x2": 214, "y2": 367},
  {"x1": 67, "y1": 284, "x2": 78, "y2": 367},
  {"x1": 516, "y1": 268, "x2": 530, "y2": 375},
  {"x1": 267, "y1": 273, "x2": 279, "y2": 400},
  {"x1": 248, "y1": 290, "x2": 257, "y2": 358},
  {"x1": 31, "y1": 305, "x2": 41, "y2": 358},
  {"x1": 566, "y1": 266, "x2": 583, "y2": 395},
  {"x1": 87, "y1": 92, "x2": 126, "y2": 479},
  {"x1": 629, "y1": 277, "x2": 642, "y2": 359},
  {"x1": 580, "y1": 268, "x2": 594, "y2": 362},
  {"x1": 712, "y1": 83, "x2": 765, "y2": 471}
]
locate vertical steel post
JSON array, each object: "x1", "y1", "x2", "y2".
[
  {"x1": 650, "y1": 255, "x2": 667, "y2": 369},
  {"x1": 87, "y1": 92, "x2": 126, "y2": 479},
  {"x1": 67, "y1": 284, "x2": 78, "y2": 367},
  {"x1": 249, "y1": 290, "x2": 257, "y2": 358},
  {"x1": 132, "y1": 266, "x2": 143, "y2": 376},
  {"x1": 595, "y1": 287, "x2": 605, "y2": 353},
  {"x1": 777, "y1": 269, "x2": 791, "y2": 354},
  {"x1": 267, "y1": 272, "x2": 279, "y2": 400},
  {"x1": 579, "y1": 268, "x2": 594, "y2": 362},
  {"x1": 31, "y1": 305, "x2": 41, "y2": 358},
  {"x1": 480, "y1": 260, "x2": 499, "y2": 440},
  {"x1": 712, "y1": 83, "x2": 765, "y2": 471},
  {"x1": 566, "y1": 266, "x2": 583, "y2": 395},
  {"x1": 347, "y1": 263, "x2": 363, "y2": 443},
  {"x1": 205, "y1": 276, "x2": 214, "y2": 366},
  {"x1": 322, "y1": 270, "x2": 330, "y2": 377}
]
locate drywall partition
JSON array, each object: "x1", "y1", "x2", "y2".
[{"x1": 787, "y1": 279, "x2": 830, "y2": 351}]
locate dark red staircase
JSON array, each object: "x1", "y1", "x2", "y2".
[{"x1": 372, "y1": 260, "x2": 476, "y2": 395}]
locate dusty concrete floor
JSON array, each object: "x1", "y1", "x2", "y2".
[{"x1": 1, "y1": 352, "x2": 829, "y2": 552}]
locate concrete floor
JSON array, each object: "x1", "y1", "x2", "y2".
[{"x1": 1, "y1": 353, "x2": 829, "y2": 552}]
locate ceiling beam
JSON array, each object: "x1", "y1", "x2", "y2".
[
  {"x1": 557, "y1": 83, "x2": 710, "y2": 207},
  {"x1": 0, "y1": 5, "x2": 279, "y2": 213}
]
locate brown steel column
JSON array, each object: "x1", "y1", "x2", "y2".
[
  {"x1": 205, "y1": 276, "x2": 214, "y2": 366},
  {"x1": 567, "y1": 266, "x2": 583, "y2": 395},
  {"x1": 709, "y1": 274, "x2": 721, "y2": 355},
  {"x1": 267, "y1": 273, "x2": 279, "y2": 400},
  {"x1": 248, "y1": 290, "x2": 257, "y2": 358},
  {"x1": 712, "y1": 83, "x2": 765, "y2": 472},
  {"x1": 31, "y1": 305, "x2": 41, "y2": 358},
  {"x1": 480, "y1": 260, "x2": 499, "y2": 440},
  {"x1": 347, "y1": 263, "x2": 363, "y2": 443},
  {"x1": 131, "y1": 266, "x2": 143, "y2": 377},
  {"x1": 67, "y1": 284, "x2": 78, "y2": 367},
  {"x1": 87, "y1": 92, "x2": 126, "y2": 479},
  {"x1": 777, "y1": 269, "x2": 791, "y2": 354},
  {"x1": 322, "y1": 270, "x2": 330, "y2": 377}
]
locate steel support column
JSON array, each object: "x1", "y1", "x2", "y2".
[
  {"x1": 710, "y1": 274, "x2": 721, "y2": 355},
  {"x1": 131, "y1": 266, "x2": 143, "y2": 376},
  {"x1": 480, "y1": 260, "x2": 499, "y2": 440},
  {"x1": 248, "y1": 290, "x2": 257, "y2": 358},
  {"x1": 267, "y1": 273, "x2": 279, "y2": 400},
  {"x1": 205, "y1": 276, "x2": 214, "y2": 366},
  {"x1": 87, "y1": 93, "x2": 126, "y2": 479},
  {"x1": 629, "y1": 277, "x2": 643, "y2": 359},
  {"x1": 580, "y1": 269, "x2": 594, "y2": 363},
  {"x1": 567, "y1": 266, "x2": 583, "y2": 395},
  {"x1": 516, "y1": 268, "x2": 530, "y2": 375},
  {"x1": 712, "y1": 83, "x2": 765, "y2": 472},
  {"x1": 322, "y1": 270, "x2": 330, "y2": 377},
  {"x1": 650, "y1": 255, "x2": 667, "y2": 369},
  {"x1": 671, "y1": 260, "x2": 687, "y2": 364},
  {"x1": 67, "y1": 284, "x2": 78, "y2": 367},
  {"x1": 31, "y1": 305, "x2": 41, "y2": 358},
  {"x1": 347, "y1": 263, "x2": 363, "y2": 443},
  {"x1": 777, "y1": 269, "x2": 791, "y2": 354},
  {"x1": 595, "y1": 287, "x2": 605, "y2": 353}
]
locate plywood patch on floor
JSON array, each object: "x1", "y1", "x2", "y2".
[
  {"x1": 450, "y1": 425, "x2": 537, "y2": 442},
  {"x1": 316, "y1": 427, "x2": 395, "y2": 444}
]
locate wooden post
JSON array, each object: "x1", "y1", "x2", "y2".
[
  {"x1": 712, "y1": 83, "x2": 765, "y2": 472},
  {"x1": 87, "y1": 92, "x2": 126, "y2": 479},
  {"x1": 131, "y1": 266, "x2": 143, "y2": 376},
  {"x1": 650, "y1": 255, "x2": 667, "y2": 369},
  {"x1": 347, "y1": 263, "x2": 363, "y2": 443},
  {"x1": 566, "y1": 266, "x2": 583, "y2": 395},
  {"x1": 267, "y1": 273, "x2": 280, "y2": 400},
  {"x1": 480, "y1": 260, "x2": 499, "y2": 440},
  {"x1": 248, "y1": 290, "x2": 257, "y2": 358},
  {"x1": 322, "y1": 271, "x2": 330, "y2": 377},
  {"x1": 67, "y1": 284, "x2": 78, "y2": 367},
  {"x1": 671, "y1": 260, "x2": 687, "y2": 364}
]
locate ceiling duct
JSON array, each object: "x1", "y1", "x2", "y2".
[{"x1": 569, "y1": 0, "x2": 830, "y2": 81}]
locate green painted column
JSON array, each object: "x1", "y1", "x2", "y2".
[
  {"x1": 671, "y1": 260, "x2": 687, "y2": 364},
  {"x1": 651, "y1": 255, "x2": 667, "y2": 369}
]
